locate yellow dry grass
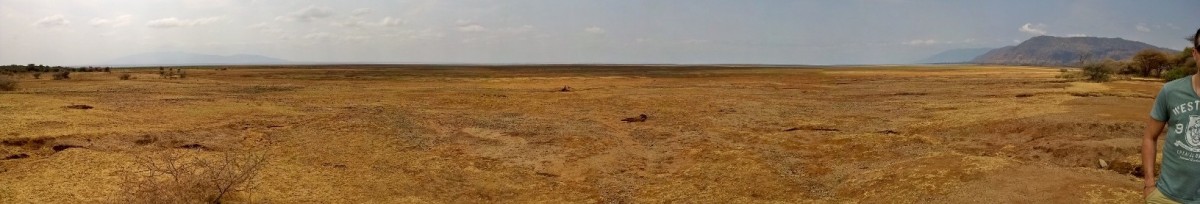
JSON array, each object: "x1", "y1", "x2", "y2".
[{"x1": 0, "y1": 65, "x2": 1152, "y2": 203}]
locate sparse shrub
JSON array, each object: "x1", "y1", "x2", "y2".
[
  {"x1": 1082, "y1": 63, "x2": 1114, "y2": 82},
  {"x1": 179, "y1": 69, "x2": 187, "y2": 79},
  {"x1": 1056, "y1": 68, "x2": 1085, "y2": 81},
  {"x1": 52, "y1": 71, "x2": 70, "y2": 80},
  {"x1": 119, "y1": 73, "x2": 132, "y2": 80},
  {"x1": 32, "y1": 72, "x2": 41, "y2": 79},
  {"x1": 120, "y1": 149, "x2": 268, "y2": 204},
  {"x1": 0, "y1": 77, "x2": 16, "y2": 91},
  {"x1": 1162, "y1": 66, "x2": 1195, "y2": 82}
]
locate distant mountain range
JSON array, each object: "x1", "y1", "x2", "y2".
[
  {"x1": 969, "y1": 36, "x2": 1176, "y2": 66},
  {"x1": 103, "y1": 52, "x2": 288, "y2": 66},
  {"x1": 915, "y1": 48, "x2": 995, "y2": 64}
]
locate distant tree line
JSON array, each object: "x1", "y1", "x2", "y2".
[
  {"x1": 0, "y1": 64, "x2": 111, "y2": 75},
  {"x1": 1077, "y1": 47, "x2": 1195, "y2": 82}
]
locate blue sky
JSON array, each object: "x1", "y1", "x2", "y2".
[{"x1": 1, "y1": 0, "x2": 1197, "y2": 65}]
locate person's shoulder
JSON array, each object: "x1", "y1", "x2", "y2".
[{"x1": 1162, "y1": 76, "x2": 1193, "y2": 91}]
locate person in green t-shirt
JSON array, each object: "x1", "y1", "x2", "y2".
[{"x1": 1145, "y1": 28, "x2": 1200, "y2": 203}]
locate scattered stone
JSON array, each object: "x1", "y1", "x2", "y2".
[
  {"x1": 559, "y1": 86, "x2": 572, "y2": 92},
  {"x1": 322, "y1": 162, "x2": 347, "y2": 169},
  {"x1": 784, "y1": 127, "x2": 840, "y2": 132},
  {"x1": 1070, "y1": 92, "x2": 1103, "y2": 97},
  {"x1": 621, "y1": 114, "x2": 648, "y2": 123},
  {"x1": 536, "y1": 172, "x2": 560, "y2": 177},
  {"x1": 133, "y1": 135, "x2": 157, "y2": 145},
  {"x1": 64, "y1": 104, "x2": 94, "y2": 110},
  {"x1": 3, "y1": 153, "x2": 29, "y2": 160},
  {"x1": 812, "y1": 127, "x2": 839, "y2": 131},
  {"x1": 1098, "y1": 159, "x2": 1109, "y2": 169},
  {"x1": 1015, "y1": 93, "x2": 1035, "y2": 98},
  {"x1": 52, "y1": 144, "x2": 82, "y2": 152},
  {"x1": 177, "y1": 143, "x2": 207, "y2": 150},
  {"x1": 878, "y1": 130, "x2": 900, "y2": 134},
  {"x1": 2, "y1": 137, "x2": 51, "y2": 147},
  {"x1": 895, "y1": 92, "x2": 927, "y2": 96}
]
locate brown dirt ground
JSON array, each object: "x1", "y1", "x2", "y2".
[{"x1": 0, "y1": 65, "x2": 1157, "y2": 203}]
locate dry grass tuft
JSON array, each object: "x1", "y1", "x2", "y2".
[
  {"x1": 119, "y1": 73, "x2": 133, "y2": 80},
  {"x1": 119, "y1": 149, "x2": 269, "y2": 204},
  {"x1": 52, "y1": 71, "x2": 70, "y2": 80},
  {"x1": 0, "y1": 76, "x2": 15, "y2": 91}
]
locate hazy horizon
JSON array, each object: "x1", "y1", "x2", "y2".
[{"x1": 1, "y1": 0, "x2": 1198, "y2": 65}]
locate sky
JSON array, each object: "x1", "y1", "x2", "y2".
[{"x1": 1, "y1": 0, "x2": 1198, "y2": 65}]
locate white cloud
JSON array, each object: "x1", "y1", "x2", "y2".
[
  {"x1": 584, "y1": 26, "x2": 605, "y2": 34},
  {"x1": 900, "y1": 38, "x2": 980, "y2": 46},
  {"x1": 90, "y1": 15, "x2": 131, "y2": 27},
  {"x1": 303, "y1": 32, "x2": 331, "y2": 40},
  {"x1": 339, "y1": 35, "x2": 370, "y2": 42},
  {"x1": 1167, "y1": 23, "x2": 1181, "y2": 30},
  {"x1": 377, "y1": 17, "x2": 403, "y2": 26},
  {"x1": 1019, "y1": 23, "x2": 1047, "y2": 35},
  {"x1": 350, "y1": 8, "x2": 372, "y2": 17},
  {"x1": 1136, "y1": 23, "x2": 1152, "y2": 32},
  {"x1": 335, "y1": 17, "x2": 404, "y2": 28},
  {"x1": 500, "y1": 25, "x2": 534, "y2": 34},
  {"x1": 458, "y1": 24, "x2": 486, "y2": 32},
  {"x1": 249, "y1": 22, "x2": 283, "y2": 34},
  {"x1": 146, "y1": 17, "x2": 221, "y2": 28},
  {"x1": 34, "y1": 15, "x2": 70, "y2": 27},
  {"x1": 278, "y1": 5, "x2": 334, "y2": 22},
  {"x1": 681, "y1": 39, "x2": 709, "y2": 44},
  {"x1": 299, "y1": 32, "x2": 370, "y2": 42},
  {"x1": 902, "y1": 39, "x2": 938, "y2": 45},
  {"x1": 383, "y1": 29, "x2": 445, "y2": 40}
]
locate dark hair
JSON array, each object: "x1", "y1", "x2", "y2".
[{"x1": 1193, "y1": 28, "x2": 1200, "y2": 49}]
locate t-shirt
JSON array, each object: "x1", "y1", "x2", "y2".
[{"x1": 1151, "y1": 75, "x2": 1200, "y2": 202}]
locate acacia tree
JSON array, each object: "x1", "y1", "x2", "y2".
[
  {"x1": 1174, "y1": 47, "x2": 1196, "y2": 68},
  {"x1": 1133, "y1": 49, "x2": 1170, "y2": 77}
]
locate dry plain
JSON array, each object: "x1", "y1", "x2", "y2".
[{"x1": 0, "y1": 65, "x2": 1159, "y2": 203}]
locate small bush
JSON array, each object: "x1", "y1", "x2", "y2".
[
  {"x1": 1082, "y1": 63, "x2": 1114, "y2": 82},
  {"x1": 119, "y1": 73, "x2": 132, "y2": 80},
  {"x1": 32, "y1": 72, "x2": 41, "y2": 79},
  {"x1": 0, "y1": 77, "x2": 15, "y2": 91},
  {"x1": 52, "y1": 71, "x2": 70, "y2": 80},
  {"x1": 120, "y1": 150, "x2": 268, "y2": 204},
  {"x1": 1056, "y1": 69, "x2": 1085, "y2": 81},
  {"x1": 1162, "y1": 66, "x2": 1195, "y2": 82}
]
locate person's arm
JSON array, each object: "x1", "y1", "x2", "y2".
[{"x1": 1143, "y1": 117, "x2": 1166, "y2": 196}]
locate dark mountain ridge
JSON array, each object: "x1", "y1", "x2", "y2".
[{"x1": 971, "y1": 36, "x2": 1176, "y2": 66}]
